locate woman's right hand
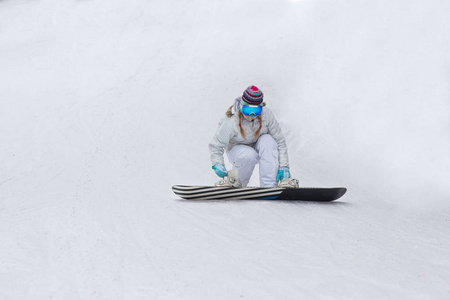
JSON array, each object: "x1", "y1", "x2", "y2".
[{"x1": 212, "y1": 164, "x2": 228, "y2": 178}]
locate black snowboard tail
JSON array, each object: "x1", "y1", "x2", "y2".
[{"x1": 172, "y1": 185, "x2": 347, "y2": 202}]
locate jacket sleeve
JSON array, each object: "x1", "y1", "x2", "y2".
[
  {"x1": 265, "y1": 108, "x2": 290, "y2": 167},
  {"x1": 208, "y1": 118, "x2": 236, "y2": 166}
]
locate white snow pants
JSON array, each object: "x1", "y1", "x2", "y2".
[{"x1": 227, "y1": 134, "x2": 279, "y2": 187}]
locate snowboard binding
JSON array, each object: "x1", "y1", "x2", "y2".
[
  {"x1": 214, "y1": 169, "x2": 242, "y2": 188},
  {"x1": 278, "y1": 178, "x2": 300, "y2": 188}
]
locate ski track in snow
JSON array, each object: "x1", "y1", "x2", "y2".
[{"x1": 1, "y1": 0, "x2": 450, "y2": 299}]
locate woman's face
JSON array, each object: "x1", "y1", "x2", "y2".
[
  {"x1": 243, "y1": 115, "x2": 257, "y2": 122},
  {"x1": 240, "y1": 103, "x2": 262, "y2": 121}
]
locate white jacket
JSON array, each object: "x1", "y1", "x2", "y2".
[{"x1": 209, "y1": 98, "x2": 289, "y2": 167}]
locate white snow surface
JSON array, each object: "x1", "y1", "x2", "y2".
[{"x1": 1, "y1": 0, "x2": 450, "y2": 299}]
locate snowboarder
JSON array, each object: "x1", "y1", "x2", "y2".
[{"x1": 209, "y1": 85, "x2": 296, "y2": 188}]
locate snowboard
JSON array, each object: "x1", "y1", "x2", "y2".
[{"x1": 172, "y1": 185, "x2": 347, "y2": 201}]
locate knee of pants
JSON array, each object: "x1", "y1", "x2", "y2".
[
  {"x1": 228, "y1": 146, "x2": 258, "y2": 168},
  {"x1": 256, "y1": 134, "x2": 278, "y2": 155}
]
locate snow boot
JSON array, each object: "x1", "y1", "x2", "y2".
[
  {"x1": 278, "y1": 178, "x2": 299, "y2": 188},
  {"x1": 214, "y1": 169, "x2": 242, "y2": 188}
]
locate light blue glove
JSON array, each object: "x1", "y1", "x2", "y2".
[
  {"x1": 276, "y1": 166, "x2": 290, "y2": 182},
  {"x1": 212, "y1": 164, "x2": 228, "y2": 178}
]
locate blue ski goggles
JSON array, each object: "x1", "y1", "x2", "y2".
[{"x1": 241, "y1": 104, "x2": 263, "y2": 117}]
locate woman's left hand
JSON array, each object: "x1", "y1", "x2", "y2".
[{"x1": 276, "y1": 167, "x2": 290, "y2": 182}]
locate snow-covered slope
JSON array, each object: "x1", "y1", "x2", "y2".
[{"x1": 1, "y1": 0, "x2": 449, "y2": 299}]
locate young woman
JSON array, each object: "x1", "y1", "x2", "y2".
[{"x1": 209, "y1": 85, "x2": 292, "y2": 187}]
